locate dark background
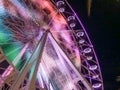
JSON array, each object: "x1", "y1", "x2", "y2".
[{"x1": 69, "y1": 0, "x2": 120, "y2": 90}]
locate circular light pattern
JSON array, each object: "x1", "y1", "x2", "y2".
[
  {"x1": 83, "y1": 47, "x2": 92, "y2": 53},
  {"x1": 92, "y1": 74, "x2": 99, "y2": 79},
  {"x1": 89, "y1": 65, "x2": 98, "y2": 70},
  {"x1": 56, "y1": 1, "x2": 65, "y2": 12},
  {"x1": 67, "y1": 16, "x2": 75, "y2": 21},
  {"x1": 0, "y1": 0, "x2": 104, "y2": 90},
  {"x1": 79, "y1": 39, "x2": 85, "y2": 44},
  {"x1": 76, "y1": 31, "x2": 84, "y2": 37},
  {"x1": 92, "y1": 83, "x2": 102, "y2": 88}
]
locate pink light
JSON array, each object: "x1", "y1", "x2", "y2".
[
  {"x1": 34, "y1": 0, "x2": 81, "y2": 71},
  {"x1": 8, "y1": 0, "x2": 31, "y2": 18},
  {"x1": 2, "y1": 66, "x2": 13, "y2": 77},
  {"x1": 0, "y1": 66, "x2": 13, "y2": 86}
]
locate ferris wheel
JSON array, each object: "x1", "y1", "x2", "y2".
[{"x1": 0, "y1": 0, "x2": 103, "y2": 90}]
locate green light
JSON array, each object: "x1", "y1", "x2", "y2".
[
  {"x1": 0, "y1": 20, "x2": 22, "y2": 69},
  {"x1": 2, "y1": 44, "x2": 20, "y2": 59},
  {"x1": 0, "y1": 25, "x2": 11, "y2": 44}
]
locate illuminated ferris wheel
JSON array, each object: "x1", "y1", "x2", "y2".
[{"x1": 0, "y1": 0, "x2": 103, "y2": 90}]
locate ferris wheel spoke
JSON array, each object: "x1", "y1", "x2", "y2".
[
  {"x1": 12, "y1": 43, "x2": 29, "y2": 66},
  {"x1": 0, "y1": 0, "x2": 104, "y2": 90}
]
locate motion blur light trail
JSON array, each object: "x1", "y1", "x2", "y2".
[{"x1": 0, "y1": 0, "x2": 104, "y2": 90}]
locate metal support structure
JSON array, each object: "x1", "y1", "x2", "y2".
[
  {"x1": 0, "y1": 0, "x2": 104, "y2": 89},
  {"x1": 28, "y1": 31, "x2": 48, "y2": 90},
  {"x1": 49, "y1": 33, "x2": 93, "y2": 90},
  {"x1": 0, "y1": 47, "x2": 18, "y2": 89},
  {"x1": 10, "y1": 31, "x2": 48, "y2": 90}
]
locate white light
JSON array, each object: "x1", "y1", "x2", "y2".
[
  {"x1": 92, "y1": 75, "x2": 99, "y2": 79},
  {"x1": 76, "y1": 32, "x2": 84, "y2": 37},
  {"x1": 79, "y1": 39, "x2": 85, "y2": 44},
  {"x1": 89, "y1": 65, "x2": 97, "y2": 70},
  {"x1": 56, "y1": 1, "x2": 65, "y2": 6},
  {"x1": 86, "y1": 56, "x2": 93, "y2": 60},
  {"x1": 67, "y1": 16, "x2": 75, "y2": 21},
  {"x1": 0, "y1": 0, "x2": 5, "y2": 15},
  {"x1": 58, "y1": 8, "x2": 65, "y2": 12},
  {"x1": 70, "y1": 23, "x2": 76, "y2": 28},
  {"x1": 92, "y1": 83, "x2": 102, "y2": 88},
  {"x1": 56, "y1": 1, "x2": 65, "y2": 12},
  {"x1": 50, "y1": 83, "x2": 54, "y2": 90},
  {"x1": 83, "y1": 47, "x2": 92, "y2": 53}
]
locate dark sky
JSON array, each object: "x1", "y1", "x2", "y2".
[{"x1": 68, "y1": 0, "x2": 120, "y2": 90}]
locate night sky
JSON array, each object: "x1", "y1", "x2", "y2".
[{"x1": 69, "y1": 0, "x2": 120, "y2": 90}]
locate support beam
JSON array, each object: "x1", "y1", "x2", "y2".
[
  {"x1": 28, "y1": 31, "x2": 48, "y2": 90},
  {"x1": 10, "y1": 31, "x2": 48, "y2": 90}
]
